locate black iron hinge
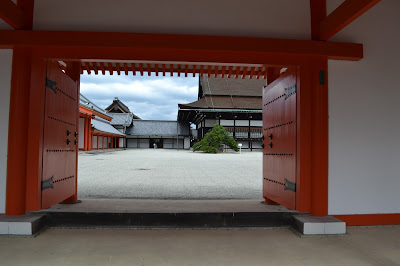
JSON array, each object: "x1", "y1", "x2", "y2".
[
  {"x1": 42, "y1": 176, "x2": 54, "y2": 191},
  {"x1": 284, "y1": 84, "x2": 297, "y2": 100},
  {"x1": 284, "y1": 178, "x2": 296, "y2": 192},
  {"x1": 46, "y1": 78, "x2": 57, "y2": 94}
]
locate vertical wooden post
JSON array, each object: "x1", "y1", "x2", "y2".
[
  {"x1": 25, "y1": 50, "x2": 47, "y2": 212},
  {"x1": 310, "y1": 58, "x2": 329, "y2": 216},
  {"x1": 6, "y1": 47, "x2": 32, "y2": 215}
]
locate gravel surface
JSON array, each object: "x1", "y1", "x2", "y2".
[{"x1": 78, "y1": 149, "x2": 262, "y2": 199}]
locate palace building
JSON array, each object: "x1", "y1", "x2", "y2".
[{"x1": 178, "y1": 76, "x2": 264, "y2": 150}]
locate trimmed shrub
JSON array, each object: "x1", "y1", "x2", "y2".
[{"x1": 193, "y1": 124, "x2": 239, "y2": 153}]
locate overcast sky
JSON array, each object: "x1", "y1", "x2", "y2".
[{"x1": 80, "y1": 73, "x2": 199, "y2": 120}]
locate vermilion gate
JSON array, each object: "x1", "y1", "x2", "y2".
[
  {"x1": 262, "y1": 69, "x2": 297, "y2": 209},
  {"x1": 41, "y1": 61, "x2": 79, "y2": 209}
]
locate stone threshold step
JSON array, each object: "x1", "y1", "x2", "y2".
[{"x1": 40, "y1": 211, "x2": 294, "y2": 228}]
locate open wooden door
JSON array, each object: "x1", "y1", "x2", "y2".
[
  {"x1": 263, "y1": 69, "x2": 297, "y2": 210},
  {"x1": 41, "y1": 61, "x2": 79, "y2": 209}
]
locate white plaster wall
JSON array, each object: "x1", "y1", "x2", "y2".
[
  {"x1": 205, "y1": 119, "x2": 218, "y2": 127},
  {"x1": 33, "y1": 0, "x2": 311, "y2": 40},
  {"x1": 119, "y1": 138, "x2": 124, "y2": 148},
  {"x1": 220, "y1": 120, "x2": 234, "y2": 127},
  {"x1": 184, "y1": 137, "x2": 190, "y2": 150},
  {"x1": 93, "y1": 136, "x2": 97, "y2": 149},
  {"x1": 327, "y1": 0, "x2": 400, "y2": 214},
  {"x1": 78, "y1": 118, "x2": 85, "y2": 149},
  {"x1": 235, "y1": 120, "x2": 251, "y2": 127},
  {"x1": 250, "y1": 120, "x2": 263, "y2": 127},
  {"x1": 0, "y1": 49, "x2": 13, "y2": 214},
  {"x1": 98, "y1": 136, "x2": 103, "y2": 149}
]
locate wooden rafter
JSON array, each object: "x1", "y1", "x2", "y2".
[
  {"x1": 139, "y1": 63, "x2": 144, "y2": 76},
  {"x1": 123, "y1": 63, "x2": 129, "y2": 75},
  {"x1": 162, "y1": 64, "x2": 166, "y2": 76},
  {"x1": 131, "y1": 63, "x2": 136, "y2": 75},
  {"x1": 228, "y1": 66, "x2": 233, "y2": 78},
  {"x1": 146, "y1": 64, "x2": 151, "y2": 76},
  {"x1": 221, "y1": 66, "x2": 226, "y2": 78},
  {"x1": 91, "y1": 63, "x2": 98, "y2": 75},
  {"x1": 249, "y1": 67, "x2": 255, "y2": 79},
  {"x1": 155, "y1": 64, "x2": 159, "y2": 76},
  {"x1": 235, "y1": 67, "x2": 241, "y2": 79},
  {"x1": 192, "y1": 65, "x2": 196, "y2": 77},
  {"x1": 79, "y1": 62, "x2": 276, "y2": 79},
  {"x1": 115, "y1": 63, "x2": 121, "y2": 75},
  {"x1": 99, "y1": 62, "x2": 106, "y2": 75},
  {"x1": 107, "y1": 62, "x2": 113, "y2": 75},
  {"x1": 319, "y1": 0, "x2": 381, "y2": 40},
  {"x1": 184, "y1": 65, "x2": 188, "y2": 77},
  {"x1": 84, "y1": 62, "x2": 91, "y2": 74},
  {"x1": 242, "y1": 66, "x2": 248, "y2": 79}
]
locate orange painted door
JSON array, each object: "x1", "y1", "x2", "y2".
[
  {"x1": 41, "y1": 61, "x2": 78, "y2": 209},
  {"x1": 263, "y1": 70, "x2": 297, "y2": 210}
]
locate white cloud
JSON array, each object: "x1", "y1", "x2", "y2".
[{"x1": 80, "y1": 73, "x2": 198, "y2": 120}]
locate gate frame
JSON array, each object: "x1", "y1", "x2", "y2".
[{"x1": 7, "y1": 44, "x2": 329, "y2": 216}]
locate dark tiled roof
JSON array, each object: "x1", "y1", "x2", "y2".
[
  {"x1": 109, "y1": 113, "x2": 134, "y2": 126},
  {"x1": 126, "y1": 120, "x2": 190, "y2": 136},
  {"x1": 200, "y1": 76, "x2": 265, "y2": 97},
  {"x1": 179, "y1": 96, "x2": 262, "y2": 110},
  {"x1": 105, "y1": 97, "x2": 131, "y2": 113},
  {"x1": 91, "y1": 117, "x2": 125, "y2": 136},
  {"x1": 80, "y1": 94, "x2": 111, "y2": 118}
]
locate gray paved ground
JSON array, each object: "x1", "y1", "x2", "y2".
[
  {"x1": 1, "y1": 226, "x2": 399, "y2": 265},
  {"x1": 78, "y1": 149, "x2": 262, "y2": 200}
]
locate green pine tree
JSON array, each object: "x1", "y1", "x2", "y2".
[{"x1": 193, "y1": 124, "x2": 239, "y2": 153}]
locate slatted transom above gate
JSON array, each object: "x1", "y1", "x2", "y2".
[{"x1": 68, "y1": 61, "x2": 272, "y2": 79}]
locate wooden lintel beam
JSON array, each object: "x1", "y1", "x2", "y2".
[
  {"x1": 319, "y1": 0, "x2": 381, "y2": 40},
  {"x1": 0, "y1": 30, "x2": 363, "y2": 61}
]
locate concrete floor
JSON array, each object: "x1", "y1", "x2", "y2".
[
  {"x1": 1, "y1": 226, "x2": 399, "y2": 265},
  {"x1": 78, "y1": 149, "x2": 262, "y2": 200}
]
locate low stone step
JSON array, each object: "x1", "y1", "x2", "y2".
[
  {"x1": 292, "y1": 215, "x2": 346, "y2": 235},
  {"x1": 40, "y1": 211, "x2": 295, "y2": 228},
  {"x1": 0, "y1": 214, "x2": 46, "y2": 236}
]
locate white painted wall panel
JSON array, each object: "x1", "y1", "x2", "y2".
[
  {"x1": 79, "y1": 118, "x2": 85, "y2": 149},
  {"x1": 184, "y1": 137, "x2": 190, "y2": 150},
  {"x1": 327, "y1": 0, "x2": 400, "y2": 214},
  {"x1": 205, "y1": 119, "x2": 218, "y2": 128},
  {"x1": 33, "y1": 0, "x2": 311, "y2": 40},
  {"x1": 250, "y1": 120, "x2": 263, "y2": 127},
  {"x1": 220, "y1": 120, "x2": 234, "y2": 126},
  {"x1": 127, "y1": 139, "x2": 138, "y2": 148},
  {"x1": 93, "y1": 136, "x2": 97, "y2": 149},
  {"x1": 119, "y1": 138, "x2": 124, "y2": 148},
  {"x1": 0, "y1": 49, "x2": 13, "y2": 214},
  {"x1": 98, "y1": 136, "x2": 103, "y2": 149},
  {"x1": 139, "y1": 139, "x2": 149, "y2": 149},
  {"x1": 163, "y1": 139, "x2": 173, "y2": 149},
  {"x1": 235, "y1": 120, "x2": 250, "y2": 127}
]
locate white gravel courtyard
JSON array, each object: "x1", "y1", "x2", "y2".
[{"x1": 78, "y1": 149, "x2": 262, "y2": 199}]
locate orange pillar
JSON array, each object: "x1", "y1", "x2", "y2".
[
  {"x1": 6, "y1": 47, "x2": 32, "y2": 215},
  {"x1": 310, "y1": 58, "x2": 328, "y2": 216}
]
